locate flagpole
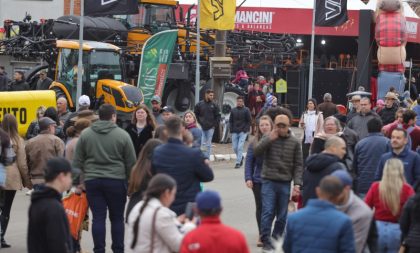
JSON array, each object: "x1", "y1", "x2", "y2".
[
  {"x1": 76, "y1": 0, "x2": 84, "y2": 110},
  {"x1": 308, "y1": 0, "x2": 316, "y2": 100},
  {"x1": 195, "y1": 0, "x2": 201, "y2": 104}
]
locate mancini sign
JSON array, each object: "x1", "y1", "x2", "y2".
[{"x1": 315, "y1": 0, "x2": 348, "y2": 27}]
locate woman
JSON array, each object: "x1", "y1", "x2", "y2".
[
  {"x1": 400, "y1": 181, "x2": 420, "y2": 253},
  {"x1": 44, "y1": 106, "x2": 65, "y2": 140},
  {"x1": 126, "y1": 139, "x2": 163, "y2": 218},
  {"x1": 248, "y1": 83, "x2": 265, "y2": 134},
  {"x1": 1, "y1": 114, "x2": 32, "y2": 248},
  {"x1": 183, "y1": 111, "x2": 202, "y2": 149},
  {"x1": 125, "y1": 105, "x2": 157, "y2": 157},
  {"x1": 245, "y1": 115, "x2": 273, "y2": 247},
  {"x1": 365, "y1": 159, "x2": 415, "y2": 253},
  {"x1": 310, "y1": 116, "x2": 343, "y2": 154},
  {"x1": 126, "y1": 174, "x2": 195, "y2": 253},
  {"x1": 299, "y1": 99, "x2": 324, "y2": 161},
  {"x1": 65, "y1": 118, "x2": 91, "y2": 162},
  {"x1": 26, "y1": 106, "x2": 46, "y2": 139}
]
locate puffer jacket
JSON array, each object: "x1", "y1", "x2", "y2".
[
  {"x1": 379, "y1": 104, "x2": 398, "y2": 125},
  {"x1": 347, "y1": 111, "x2": 380, "y2": 140},
  {"x1": 400, "y1": 194, "x2": 420, "y2": 249},
  {"x1": 5, "y1": 137, "x2": 31, "y2": 190}
]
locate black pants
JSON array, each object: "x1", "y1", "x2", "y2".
[
  {"x1": 0, "y1": 190, "x2": 16, "y2": 218},
  {"x1": 251, "y1": 182, "x2": 262, "y2": 236},
  {"x1": 302, "y1": 143, "x2": 311, "y2": 165}
]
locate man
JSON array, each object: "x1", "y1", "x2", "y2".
[
  {"x1": 283, "y1": 176, "x2": 355, "y2": 253},
  {"x1": 0, "y1": 66, "x2": 10, "y2": 91},
  {"x1": 302, "y1": 136, "x2": 347, "y2": 206},
  {"x1": 354, "y1": 118, "x2": 389, "y2": 196},
  {"x1": 35, "y1": 70, "x2": 53, "y2": 90},
  {"x1": 194, "y1": 89, "x2": 221, "y2": 158},
  {"x1": 375, "y1": 128, "x2": 420, "y2": 186},
  {"x1": 151, "y1": 95, "x2": 164, "y2": 125},
  {"x1": 27, "y1": 158, "x2": 73, "y2": 253},
  {"x1": 229, "y1": 96, "x2": 251, "y2": 168},
  {"x1": 331, "y1": 170, "x2": 374, "y2": 253},
  {"x1": 152, "y1": 116, "x2": 214, "y2": 215},
  {"x1": 73, "y1": 104, "x2": 136, "y2": 253},
  {"x1": 161, "y1": 105, "x2": 175, "y2": 122},
  {"x1": 379, "y1": 92, "x2": 399, "y2": 125},
  {"x1": 347, "y1": 95, "x2": 362, "y2": 122},
  {"x1": 180, "y1": 191, "x2": 250, "y2": 253},
  {"x1": 348, "y1": 97, "x2": 380, "y2": 140},
  {"x1": 26, "y1": 117, "x2": 65, "y2": 190},
  {"x1": 9, "y1": 71, "x2": 30, "y2": 91},
  {"x1": 57, "y1": 97, "x2": 70, "y2": 125},
  {"x1": 63, "y1": 95, "x2": 91, "y2": 133},
  {"x1": 413, "y1": 97, "x2": 420, "y2": 126},
  {"x1": 254, "y1": 112, "x2": 303, "y2": 251},
  {"x1": 386, "y1": 109, "x2": 420, "y2": 151},
  {"x1": 318, "y1": 93, "x2": 338, "y2": 118}
]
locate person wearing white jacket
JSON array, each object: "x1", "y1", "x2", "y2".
[{"x1": 126, "y1": 174, "x2": 196, "y2": 253}]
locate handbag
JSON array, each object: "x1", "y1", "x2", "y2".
[{"x1": 62, "y1": 192, "x2": 89, "y2": 240}]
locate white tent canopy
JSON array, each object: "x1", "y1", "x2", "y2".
[{"x1": 365, "y1": 0, "x2": 419, "y2": 18}]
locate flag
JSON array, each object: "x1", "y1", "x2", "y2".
[
  {"x1": 137, "y1": 30, "x2": 178, "y2": 106},
  {"x1": 315, "y1": 0, "x2": 348, "y2": 27},
  {"x1": 84, "y1": 0, "x2": 138, "y2": 16},
  {"x1": 200, "y1": 0, "x2": 236, "y2": 30}
]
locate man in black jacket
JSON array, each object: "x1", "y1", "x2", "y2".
[
  {"x1": 379, "y1": 92, "x2": 399, "y2": 125},
  {"x1": 194, "y1": 89, "x2": 221, "y2": 158},
  {"x1": 0, "y1": 66, "x2": 10, "y2": 92},
  {"x1": 9, "y1": 71, "x2": 30, "y2": 91},
  {"x1": 27, "y1": 158, "x2": 73, "y2": 253},
  {"x1": 229, "y1": 96, "x2": 251, "y2": 168}
]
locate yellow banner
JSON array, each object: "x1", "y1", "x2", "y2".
[{"x1": 200, "y1": 0, "x2": 236, "y2": 30}]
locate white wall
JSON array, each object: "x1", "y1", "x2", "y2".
[{"x1": 0, "y1": 0, "x2": 64, "y2": 24}]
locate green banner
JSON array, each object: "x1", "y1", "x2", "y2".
[{"x1": 137, "y1": 30, "x2": 178, "y2": 106}]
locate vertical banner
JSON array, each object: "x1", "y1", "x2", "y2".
[
  {"x1": 137, "y1": 30, "x2": 178, "y2": 106},
  {"x1": 84, "y1": 0, "x2": 138, "y2": 16},
  {"x1": 200, "y1": 0, "x2": 236, "y2": 30},
  {"x1": 315, "y1": 0, "x2": 348, "y2": 27}
]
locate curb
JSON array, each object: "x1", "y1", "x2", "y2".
[{"x1": 210, "y1": 153, "x2": 247, "y2": 162}]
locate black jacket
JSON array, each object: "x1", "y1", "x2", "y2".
[
  {"x1": 125, "y1": 123, "x2": 154, "y2": 157},
  {"x1": 400, "y1": 194, "x2": 420, "y2": 249},
  {"x1": 194, "y1": 100, "x2": 221, "y2": 131},
  {"x1": 379, "y1": 105, "x2": 398, "y2": 125},
  {"x1": 302, "y1": 153, "x2": 346, "y2": 206},
  {"x1": 0, "y1": 75, "x2": 9, "y2": 91},
  {"x1": 229, "y1": 106, "x2": 251, "y2": 133},
  {"x1": 27, "y1": 186, "x2": 72, "y2": 253},
  {"x1": 9, "y1": 80, "x2": 30, "y2": 91}
]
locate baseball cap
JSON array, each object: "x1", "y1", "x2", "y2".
[
  {"x1": 162, "y1": 106, "x2": 175, "y2": 113},
  {"x1": 196, "y1": 190, "x2": 222, "y2": 211},
  {"x1": 331, "y1": 170, "x2": 353, "y2": 187},
  {"x1": 78, "y1": 95, "x2": 90, "y2": 107},
  {"x1": 39, "y1": 117, "x2": 57, "y2": 131},
  {"x1": 151, "y1": 95, "x2": 161, "y2": 104}
]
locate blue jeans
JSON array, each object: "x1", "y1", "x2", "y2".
[
  {"x1": 377, "y1": 71, "x2": 404, "y2": 100},
  {"x1": 85, "y1": 178, "x2": 127, "y2": 253},
  {"x1": 231, "y1": 132, "x2": 247, "y2": 164},
  {"x1": 201, "y1": 128, "x2": 215, "y2": 159},
  {"x1": 376, "y1": 220, "x2": 401, "y2": 253},
  {"x1": 261, "y1": 179, "x2": 291, "y2": 247}
]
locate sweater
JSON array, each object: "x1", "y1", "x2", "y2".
[
  {"x1": 244, "y1": 144, "x2": 263, "y2": 183},
  {"x1": 365, "y1": 182, "x2": 414, "y2": 223},
  {"x1": 400, "y1": 194, "x2": 420, "y2": 249},
  {"x1": 229, "y1": 106, "x2": 251, "y2": 133}
]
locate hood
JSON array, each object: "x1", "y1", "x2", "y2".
[
  {"x1": 91, "y1": 120, "x2": 117, "y2": 134},
  {"x1": 306, "y1": 153, "x2": 341, "y2": 173},
  {"x1": 31, "y1": 186, "x2": 62, "y2": 203}
]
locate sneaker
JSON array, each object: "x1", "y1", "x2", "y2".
[{"x1": 234, "y1": 163, "x2": 240, "y2": 169}]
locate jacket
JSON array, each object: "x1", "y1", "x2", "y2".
[
  {"x1": 5, "y1": 137, "x2": 31, "y2": 190},
  {"x1": 180, "y1": 216, "x2": 250, "y2": 253},
  {"x1": 9, "y1": 79, "x2": 29, "y2": 91},
  {"x1": 125, "y1": 123, "x2": 154, "y2": 157},
  {"x1": 35, "y1": 77, "x2": 53, "y2": 90},
  {"x1": 374, "y1": 146, "x2": 420, "y2": 186},
  {"x1": 152, "y1": 138, "x2": 214, "y2": 215},
  {"x1": 27, "y1": 186, "x2": 72, "y2": 253},
  {"x1": 229, "y1": 106, "x2": 251, "y2": 133},
  {"x1": 244, "y1": 143, "x2": 263, "y2": 183},
  {"x1": 379, "y1": 105, "x2": 398, "y2": 125},
  {"x1": 73, "y1": 120, "x2": 136, "y2": 181},
  {"x1": 336, "y1": 191, "x2": 374, "y2": 253},
  {"x1": 299, "y1": 111, "x2": 324, "y2": 142},
  {"x1": 0, "y1": 75, "x2": 8, "y2": 91},
  {"x1": 65, "y1": 136, "x2": 79, "y2": 162},
  {"x1": 283, "y1": 199, "x2": 355, "y2": 253},
  {"x1": 347, "y1": 111, "x2": 380, "y2": 140},
  {"x1": 25, "y1": 132, "x2": 65, "y2": 185},
  {"x1": 248, "y1": 90, "x2": 265, "y2": 116},
  {"x1": 317, "y1": 101, "x2": 338, "y2": 118},
  {"x1": 354, "y1": 133, "x2": 389, "y2": 194},
  {"x1": 26, "y1": 120, "x2": 40, "y2": 140},
  {"x1": 186, "y1": 124, "x2": 202, "y2": 149},
  {"x1": 413, "y1": 105, "x2": 420, "y2": 126},
  {"x1": 400, "y1": 194, "x2": 420, "y2": 249},
  {"x1": 126, "y1": 198, "x2": 195, "y2": 253},
  {"x1": 302, "y1": 153, "x2": 346, "y2": 206},
  {"x1": 194, "y1": 100, "x2": 221, "y2": 131},
  {"x1": 254, "y1": 133, "x2": 303, "y2": 185}
]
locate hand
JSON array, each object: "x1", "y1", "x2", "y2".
[
  {"x1": 177, "y1": 214, "x2": 186, "y2": 224},
  {"x1": 300, "y1": 122, "x2": 305, "y2": 128},
  {"x1": 246, "y1": 180, "x2": 253, "y2": 189},
  {"x1": 292, "y1": 185, "x2": 301, "y2": 198},
  {"x1": 269, "y1": 127, "x2": 279, "y2": 141},
  {"x1": 75, "y1": 184, "x2": 85, "y2": 194}
]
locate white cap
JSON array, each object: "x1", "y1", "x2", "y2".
[{"x1": 78, "y1": 95, "x2": 90, "y2": 107}]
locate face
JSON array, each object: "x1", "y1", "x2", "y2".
[
  {"x1": 206, "y1": 93, "x2": 214, "y2": 101},
  {"x1": 237, "y1": 98, "x2": 244, "y2": 107},
  {"x1": 391, "y1": 130, "x2": 407, "y2": 150},
  {"x1": 360, "y1": 100, "x2": 371, "y2": 114},
  {"x1": 48, "y1": 124, "x2": 56, "y2": 134},
  {"x1": 13, "y1": 72, "x2": 22, "y2": 81},
  {"x1": 254, "y1": 83, "x2": 260, "y2": 90},
  {"x1": 274, "y1": 115, "x2": 290, "y2": 137},
  {"x1": 162, "y1": 111, "x2": 173, "y2": 121},
  {"x1": 111, "y1": 114, "x2": 117, "y2": 123},
  {"x1": 57, "y1": 99, "x2": 67, "y2": 112},
  {"x1": 396, "y1": 112, "x2": 403, "y2": 123},
  {"x1": 151, "y1": 101, "x2": 161, "y2": 111},
  {"x1": 385, "y1": 98, "x2": 395, "y2": 108},
  {"x1": 135, "y1": 109, "x2": 147, "y2": 121},
  {"x1": 332, "y1": 141, "x2": 347, "y2": 159},
  {"x1": 161, "y1": 187, "x2": 177, "y2": 207},
  {"x1": 57, "y1": 172, "x2": 73, "y2": 193},
  {"x1": 307, "y1": 101, "x2": 315, "y2": 110},
  {"x1": 39, "y1": 72, "x2": 46, "y2": 80},
  {"x1": 184, "y1": 113, "x2": 195, "y2": 124},
  {"x1": 272, "y1": 97, "x2": 278, "y2": 107},
  {"x1": 37, "y1": 111, "x2": 45, "y2": 119},
  {"x1": 324, "y1": 119, "x2": 338, "y2": 134},
  {"x1": 259, "y1": 119, "x2": 272, "y2": 135},
  {"x1": 352, "y1": 100, "x2": 361, "y2": 110}
]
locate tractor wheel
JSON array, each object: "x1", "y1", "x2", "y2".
[{"x1": 163, "y1": 84, "x2": 195, "y2": 115}]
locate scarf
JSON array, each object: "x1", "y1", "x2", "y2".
[
  {"x1": 304, "y1": 110, "x2": 317, "y2": 144},
  {"x1": 186, "y1": 122, "x2": 197, "y2": 130}
]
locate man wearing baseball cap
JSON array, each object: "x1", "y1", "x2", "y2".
[
  {"x1": 63, "y1": 95, "x2": 92, "y2": 134},
  {"x1": 180, "y1": 191, "x2": 249, "y2": 253},
  {"x1": 151, "y1": 95, "x2": 164, "y2": 125}
]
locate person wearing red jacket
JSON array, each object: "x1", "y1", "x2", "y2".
[{"x1": 180, "y1": 191, "x2": 250, "y2": 253}]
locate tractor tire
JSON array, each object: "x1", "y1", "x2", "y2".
[{"x1": 162, "y1": 84, "x2": 195, "y2": 115}]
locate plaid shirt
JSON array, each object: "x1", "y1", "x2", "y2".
[
  {"x1": 375, "y1": 12, "x2": 407, "y2": 47},
  {"x1": 379, "y1": 64, "x2": 405, "y2": 73}
]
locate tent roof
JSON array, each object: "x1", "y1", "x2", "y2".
[{"x1": 365, "y1": 0, "x2": 419, "y2": 18}]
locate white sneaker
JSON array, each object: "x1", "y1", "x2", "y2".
[{"x1": 25, "y1": 189, "x2": 34, "y2": 196}]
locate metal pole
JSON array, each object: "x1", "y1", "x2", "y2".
[
  {"x1": 76, "y1": 0, "x2": 84, "y2": 110},
  {"x1": 308, "y1": 0, "x2": 316, "y2": 100},
  {"x1": 195, "y1": 0, "x2": 200, "y2": 104},
  {"x1": 70, "y1": 0, "x2": 74, "y2": 15}
]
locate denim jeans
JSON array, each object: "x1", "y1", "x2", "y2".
[
  {"x1": 261, "y1": 179, "x2": 291, "y2": 247},
  {"x1": 85, "y1": 178, "x2": 127, "y2": 253},
  {"x1": 377, "y1": 71, "x2": 404, "y2": 100},
  {"x1": 376, "y1": 220, "x2": 401, "y2": 253},
  {"x1": 231, "y1": 132, "x2": 247, "y2": 164},
  {"x1": 201, "y1": 128, "x2": 215, "y2": 159}
]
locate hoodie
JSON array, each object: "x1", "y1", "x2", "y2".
[
  {"x1": 302, "y1": 153, "x2": 346, "y2": 206},
  {"x1": 72, "y1": 120, "x2": 136, "y2": 181},
  {"x1": 27, "y1": 186, "x2": 72, "y2": 253}
]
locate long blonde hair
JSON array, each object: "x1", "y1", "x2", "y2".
[{"x1": 379, "y1": 158, "x2": 406, "y2": 216}]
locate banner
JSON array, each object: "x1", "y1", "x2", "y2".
[
  {"x1": 315, "y1": 0, "x2": 348, "y2": 27},
  {"x1": 137, "y1": 30, "x2": 178, "y2": 106},
  {"x1": 200, "y1": 0, "x2": 236, "y2": 30},
  {"x1": 84, "y1": 0, "x2": 138, "y2": 16}
]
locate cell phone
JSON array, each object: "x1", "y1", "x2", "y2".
[{"x1": 185, "y1": 202, "x2": 196, "y2": 220}]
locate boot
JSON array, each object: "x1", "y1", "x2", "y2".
[{"x1": 0, "y1": 215, "x2": 10, "y2": 248}]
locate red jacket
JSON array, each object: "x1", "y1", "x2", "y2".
[{"x1": 180, "y1": 216, "x2": 250, "y2": 253}]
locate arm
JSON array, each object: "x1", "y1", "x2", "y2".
[
  {"x1": 194, "y1": 151, "x2": 214, "y2": 182},
  {"x1": 400, "y1": 198, "x2": 413, "y2": 240},
  {"x1": 156, "y1": 211, "x2": 191, "y2": 252},
  {"x1": 16, "y1": 138, "x2": 32, "y2": 189},
  {"x1": 46, "y1": 208, "x2": 73, "y2": 253},
  {"x1": 353, "y1": 144, "x2": 360, "y2": 177},
  {"x1": 339, "y1": 219, "x2": 356, "y2": 253},
  {"x1": 293, "y1": 141, "x2": 304, "y2": 185},
  {"x1": 214, "y1": 103, "x2": 221, "y2": 125},
  {"x1": 413, "y1": 154, "x2": 420, "y2": 183},
  {"x1": 229, "y1": 108, "x2": 234, "y2": 130},
  {"x1": 245, "y1": 108, "x2": 252, "y2": 132},
  {"x1": 254, "y1": 135, "x2": 272, "y2": 156},
  {"x1": 56, "y1": 139, "x2": 65, "y2": 157},
  {"x1": 364, "y1": 184, "x2": 375, "y2": 208},
  {"x1": 72, "y1": 137, "x2": 85, "y2": 174},
  {"x1": 25, "y1": 122, "x2": 36, "y2": 139},
  {"x1": 244, "y1": 145, "x2": 255, "y2": 182}
]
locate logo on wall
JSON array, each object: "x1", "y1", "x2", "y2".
[{"x1": 211, "y1": 0, "x2": 224, "y2": 20}]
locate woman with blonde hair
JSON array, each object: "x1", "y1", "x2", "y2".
[
  {"x1": 183, "y1": 110, "x2": 202, "y2": 149},
  {"x1": 26, "y1": 105, "x2": 46, "y2": 139},
  {"x1": 365, "y1": 158, "x2": 415, "y2": 253}
]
